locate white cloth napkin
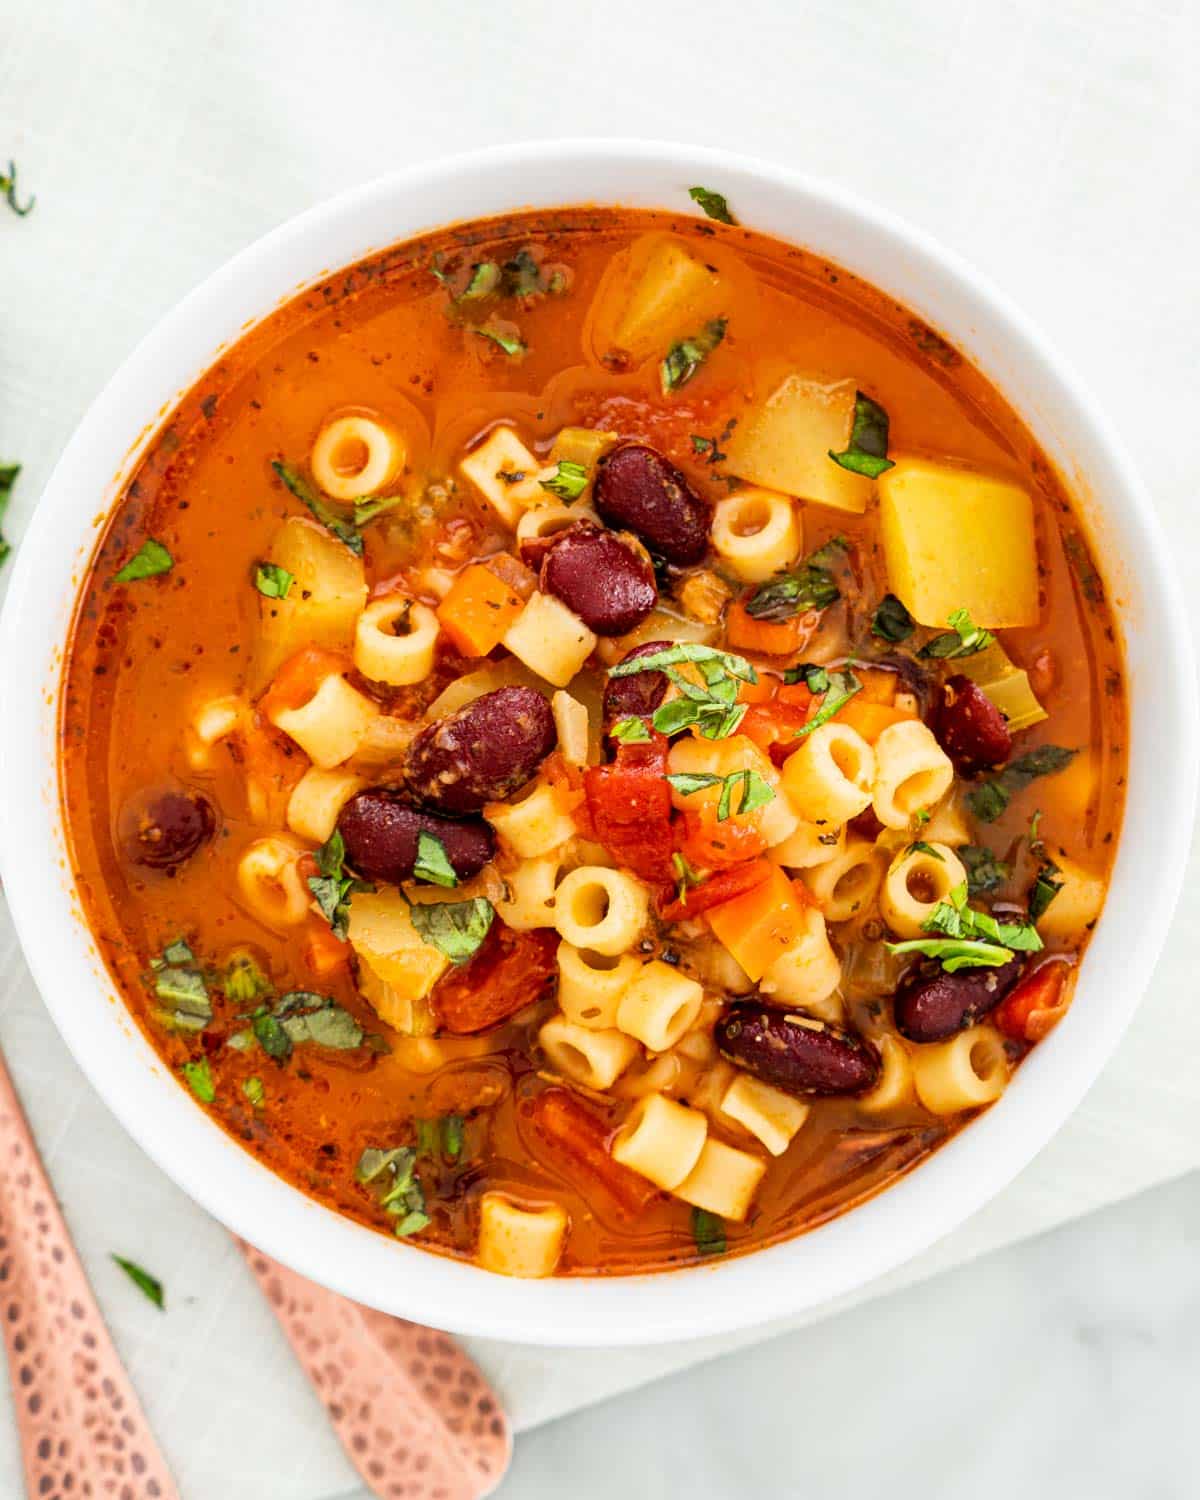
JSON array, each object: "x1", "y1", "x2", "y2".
[{"x1": 1, "y1": 0, "x2": 1197, "y2": 1494}]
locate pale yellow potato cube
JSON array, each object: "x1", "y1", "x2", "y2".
[
  {"x1": 459, "y1": 426, "x2": 545, "y2": 527},
  {"x1": 878, "y1": 458, "x2": 1039, "y2": 627},
  {"x1": 612, "y1": 236, "x2": 724, "y2": 361},
  {"x1": 724, "y1": 375, "x2": 873, "y2": 515},
  {"x1": 254, "y1": 516, "x2": 367, "y2": 687},
  {"x1": 347, "y1": 890, "x2": 449, "y2": 999}
]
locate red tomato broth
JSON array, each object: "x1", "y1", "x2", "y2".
[{"x1": 59, "y1": 207, "x2": 1126, "y2": 1276}]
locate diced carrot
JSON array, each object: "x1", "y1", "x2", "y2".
[
  {"x1": 726, "y1": 599, "x2": 808, "y2": 657},
  {"x1": 527, "y1": 1088, "x2": 660, "y2": 1216},
  {"x1": 658, "y1": 857, "x2": 773, "y2": 922},
  {"x1": 834, "y1": 699, "x2": 915, "y2": 744},
  {"x1": 482, "y1": 549, "x2": 537, "y2": 601},
  {"x1": 705, "y1": 864, "x2": 812, "y2": 981},
  {"x1": 993, "y1": 960, "x2": 1072, "y2": 1043},
  {"x1": 435, "y1": 562, "x2": 524, "y2": 657},
  {"x1": 583, "y1": 735, "x2": 675, "y2": 881},
  {"x1": 676, "y1": 808, "x2": 767, "y2": 871},
  {"x1": 304, "y1": 918, "x2": 351, "y2": 977},
  {"x1": 259, "y1": 645, "x2": 350, "y2": 716},
  {"x1": 432, "y1": 926, "x2": 559, "y2": 1035},
  {"x1": 854, "y1": 666, "x2": 899, "y2": 706},
  {"x1": 737, "y1": 674, "x2": 778, "y2": 705}
]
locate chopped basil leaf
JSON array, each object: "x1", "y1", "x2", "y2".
[
  {"x1": 356, "y1": 1145, "x2": 430, "y2": 1239},
  {"x1": 885, "y1": 936, "x2": 1016, "y2": 972},
  {"x1": 664, "y1": 768, "x2": 775, "y2": 822},
  {"x1": 921, "y1": 882, "x2": 1041, "y2": 953},
  {"x1": 442, "y1": 1114, "x2": 465, "y2": 1159},
  {"x1": 254, "y1": 562, "x2": 293, "y2": 599},
  {"x1": 871, "y1": 593, "x2": 915, "y2": 642},
  {"x1": 1029, "y1": 862, "x2": 1064, "y2": 921},
  {"x1": 150, "y1": 939, "x2": 211, "y2": 1031},
  {"x1": 413, "y1": 831, "x2": 458, "y2": 888},
  {"x1": 672, "y1": 851, "x2": 703, "y2": 906},
  {"x1": 539, "y1": 460, "x2": 588, "y2": 502},
  {"x1": 691, "y1": 1206, "x2": 727, "y2": 1256},
  {"x1": 503, "y1": 248, "x2": 543, "y2": 298},
  {"x1": 688, "y1": 186, "x2": 736, "y2": 225},
  {"x1": 745, "y1": 538, "x2": 846, "y2": 622},
  {"x1": 611, "y1": 643, "x2": 754, "y2": 743},
  {"x1": 409, "y1": 897, "x2": 494, "y2": 965},
  {"x1": 272, "y1": 461, "x2": 363, "y2": 555},
  {"x1": 792, "y1": 669, "x2": 862, "y2": 740},
  {"x1": 161, "y1": 938, "x2": 195, "y2": 966},
  {"x1": 661, "y1": 318, "x2": 727, "y2": 394},
  {"x1": 113, "y1": 539, "x2": 173, "y2": 583},
  {"x1": 828, "y1": 392, "x2": 894, "y2": 478},
  {"x1": 111, "y1": 1256, "x2": 164, "y2": 1310},
  {"x1": 417, "y1": 1115, "x2": 465, "y2": 1160},
  {"x1": 461, "y1": 260, "x2": 502, "y2": 300},
  {"x1": 967, "y1": 745, "x2": 1077, "y2": 823},
  {"x1": 223, "y1": 952, "x2": 272, "y2": 1003},
  {"x1": 609, "y1": 641, "x2": 757, "y2": 684},
  {"x1": 181, "y1": 1058, "x2": 215, "y2": 1103},
  {"x1": 665, "y1": 771, "x2": 724, "y2": 797},
  {"x1": 308, "y1": 828, "x2": 372, "y2": 940},
  {"x1": 0, "y1": 463, "x2": 19, "y2": 566},
  {"x1": 610, "y1": 716, "x2": 652, "y2": 744},
  {"x1": 251, "y1": 1012, "x2": 292, "y2": 1060},
  {"x1": 907, "y1": 841, "x2": 944, "y2": 861},
  {"x1": 920, "y1": 607, "x2": 996, "y2": 660},
  {"x1": 415, "y1": 1118, "x2": 439, "y2": 1157},
  {"x1": 960, "y1": 845, "x2": 1010, "y2": 895},
  {"x1": 280, "y1": 998, "x2": 364, "y2": 1050},
  {"x1": 1, "y1": 160, "x2": 34, "y2": 217},
  {"x1": 475, "y1": 324, "x2": 527, "y2": 357},
  {"x1": 783, "y1": 663, "x2": 831, "y2": 692},
  {"x1": 913, "y1": 807, "x2": 932, "y2": 826},
  {"x1": 690, "y1": 418, "x2": 736, "y2": 466},
  {"x1": 242, "y1": 1076, "x2": 265, "y2": 1109},
  {"x1": 353, "y1": 494, "x2": 405, "y2": 527}
]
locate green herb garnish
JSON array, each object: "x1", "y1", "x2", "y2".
[
  {"x1": 610, "y1": 716, "x2": 653, "y2": 744},
  {"x1": 352, "y1": 495, "x2": 405, "y2": 528},
  {"x1": 920, "y1": 881, "x2": 1042, "y2": 953},
  {"x1": 960, "y1": 845, "x2": 1010, "y2": 895},
  {"x1": 223, "y1": 952, "x2": 272, "y2": 1003},
  {"x1": 1026, "y1": 811, "x2": 1063, "y2": 921},
  {"x1": 691, "y1": 1207, "x2": 726, "y2": 1256},
  {"x1": 907, "y1": 841, "x2": 944, "y2": 861},
  {"x1": 272, "y1": 461, "x2": 363, "y2": 555},
  {"x1": 782, "y1": 663, "x2": 831, "y2": 692},
  {"x1": 611, "y1": 643, "x2": 755, "y2": 743},
  {"x1": 792, "y1": 668, "x2": 862, "y2": 740},
  {"x1": 150, "y1": 938, "x2": 211, "y2": 1032},
  {"x1": 416, "y1": 1116, "x2": 465, "y2": 1160},
  {"x1": 920, "y1": 608, "x2": 995, "y2": 660},
  {"x1": 661, "y1": 318, "x2": 727, "y2": 394},
  {"x1": 114, "y1": 539, "x2": 173, "y2": 583},
  {"x1": 181, "y1": 1058, "x2": 215, "y2": 1103},
  {"x1": 967, "y1": 745, "x2": 1077, "y2": 823},
  {"x1": 111, "y1": 1256, "x2": 164, "y2": 1310},
  {"x1": 828, "y1": 392, "x2": 894, "y2": 478},
  {"x1": 413, "y1": 831, "x2": 458, "y2": 889},
  {"x1": 688, "y1": 186, "x2": 736, "y2": 225},
  {"x1": 460, "y1": 261, "x2": 502, "y2": 300},
  {"x1": 885, "y1": 937, "x2": 1016, "y2": 972},
  {"x1": 871, "y1": 593, "x2": 915, "y2": 642},
  {"x1": 1, "y1": 160, "x2": 34, "y2": 217},
  {"x1": 671, "y1": 851, "x2": 703, "y2": 907},
  {"x1": 254, "y1": 562, "x2": 294, "y2": 599},
  {"x1": 356, "y1": 1146, "x2": 430, "y2": 1238},
  {"x1": 539, "y1": 460, "x2": 588, "y2": 502},
  {"x1": 442, "y1": 1114, "x2": 465, "y2": 1160},
  {"x1": 409, "y1": 897, "x2": 495, "y2": 965},
  {"x1": 690, "y1": 418, "x2": 736, "y2": 466},
  {"x1": 745, "y1": 537, "x2": 847, "y2": 622},
  {"x1": 666, "y1": 769, "x2": 775, "y2": 822},
  {"x1": 242, "y1": 1076, "x2": 265, "y2": 1109},
  {"x1": 308, "y1": 829, "x2": 372, "y2": 941},
  {"x1": 0, "y1": 463, "x2": 19, "y2": 566},
  {"x1": 249, "y1": 991, "x2": 364, "y2": 1062},
  {"x1": 476, "y1": 324, "x2": 527, "y2": 357}
]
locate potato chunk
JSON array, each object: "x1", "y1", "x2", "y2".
[
  {"x1": 347, "y1": 890, "x2": 449, "y2": 1001},
  {"x1": 724, "y1": 375, "x2": 873, "y2": 514},
  {"x1": 254, "y1": 517, "x2": 367, "y2": 686},
  {"x1": 593, "y1": 234, "x2": 725, "y2": 363},
  {"x1": 878, "y1": 458, "x2": 1039, "y2": 627}
]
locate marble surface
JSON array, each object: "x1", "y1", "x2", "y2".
[{"x1": 1, "y1": 0, "x2": 1198, "y2": 1495}]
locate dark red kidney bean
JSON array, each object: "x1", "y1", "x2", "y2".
[
  {"x1": 893, "y1": 956, "x2": 1024, "y2": 1043},
  {"x1": 120, "y1": 788, "x2": 215, "y2": 870},
  {"x1": 602, "y1": 640, "x2": 671, "y2": 725},
  {"x1": 715, "y1": 1003, "x2": 881, "y2": 1097},
  {"x1": 848, "y1": 805, "x2": 885, "y2": 842},
  {"x1": 932, "y1": 674, "x2": 1013, "y2": 775},
  {"x1": 594, "y1": 444, "x2": 711, "y2": 565},
  {"x1": 337, "y1": 790, "x2": 494, "y2": 885},
  {"x1": 403, "y1": 686, "x2": 556, "y2": 815},
  {"x1": 540, "y1": 522, "x2": 657, "y2": 637}
]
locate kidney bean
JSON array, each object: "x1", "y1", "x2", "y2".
[
  {"x1": 602, "y1": 640, "x2": 671, "y2": 726},
  {"x1": 540, "y1": 522, "x2": 658, "y2": 636},
  {"x1": 121, "y1": 788, "x2": 215, "y2": 870},
  {"x1": 893, "y1": 955, "x2": 1024, "y2": 1043},
  {"x1": 403, "y1": 685, "x2": 556, "y2": 815},
  {"x1": 932, "y1": 674, "x2": 1013, "y2": 774},
  {"x1": 594, "y1": 444, "x2": 711, "y2": 565},
  {"x1": 337, "y1": 790, "x2": 494, "y2": 884},
  {"x1": 716, "y1": 1002, "x2": 881, "y2": 1097}
]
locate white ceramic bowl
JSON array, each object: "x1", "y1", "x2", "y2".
[{"x1": 1, "y1": 141, "x2": 1194, "y2": 1346}]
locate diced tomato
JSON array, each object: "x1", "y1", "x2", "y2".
[
  {"x1": 228, "y1": 710, "x2": 309, "y2": 823},
  {"x1": 676, "y1": 807, "x2": 768, "y2": 870},
  {"x1": 526, "y1": 1088, "x2": 660, "y2": 1216},
  {"x1": 583, "y1": 734, "x2": 675, "y2": 881},
  {"x1": 432, "y1": 925, "x2": 559, "y2": 1035},
  {"x1": 993, "y1": 960, "x2": 1072, "y2": 1043},
  {"x1": 658, "y1": 856, "x2": 774, "y2": 923}
]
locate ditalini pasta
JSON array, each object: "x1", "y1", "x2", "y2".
[{"x1": 61, "y1": 204, "x2": 1125, "y2": 1278}]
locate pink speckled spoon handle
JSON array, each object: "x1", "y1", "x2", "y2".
[
  {"x1": 0, "y1": 1050, "x2": 180, "y2": 1499},
  {"x1": 237, "y1": 1240, "x2": 511, "y2": 1500}
]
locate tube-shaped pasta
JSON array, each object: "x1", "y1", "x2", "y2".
[
  {"x1": 538, "y1": 1015, "x2": 640, "y2": 1090},
  {"x1": 503, "y1": 591, "x2": 597, "y2": 687},
  {"x1": 494, "y1": 853, "x2": 564, "y2": 930},
  {"x1": 310, "y1": 415, "x2": 403, "y2": 501},
  {"x1": 674, "y1": 1137, "x2": 767, "y2": 1221},
  {"x1": 758, "y1": 906, "x2": 842, "y2": 1014},
  {"x1": 912, "y1": 1025, "x2": 1009, "y2": 1114},
  {"x1": 477, "y1": 1192, "x2": 568, "y2": 1279},
  {"x1": 551, "y1": 689, "x2": 591, "y2": 767},
  {"x1": 781, "y1": 722, "x2": 876, "y2": 825},
  {"x1": 769, "y1": 819, "x2": 846, "y2": 870},
  {"x1": 921, "y1": 792, "x2": 972, "y2": 848},
  {"x1": 485, "y1": 782, "x2": 577, "y2": 858},
  {"x1": 516, "y1": 500, "x2": 601, "y2": 555},
  {"x1": 459, "y1": 427, "x2": 546, "y2": 528},
  {"x1": 353, "y1": 598, "x2": 440, "y2": 686},
  {"x1": 800, "y1": 837, "x2": 887, "y2": 923},
  {"x1": 286, "y1": 765, "x2": 363, "y2": 844},
  {"x1": 710, "y1": 487, "x2": 803, "y2": 582},
  {"x1": 553, "y1": 866, "x2": 649, "y2": 956},
  {"x1": 186, "y1": 694, "x2": 243, "y2": 768},
  {"x1": 268, "y1": 671, "x2": 379, "y2": 768},
  {"x1": 858, "y1": 1034, "x2": 916, "y2": 1115},
  {"x1": 235, "y1": 836, "x2": 311, "y2": 931},
  {"x1": 611, "y1": 1049, "x2": 687, "y2": 1100},
  {"x1": 615, "y1": 961, "x2": 704, "y2": 1052},
  {"x1": 871, "y1": 719, "x2": 954, "y2": 829},
  {"x1": 557, "y1": 945, "x2": 640, "y2": 1030},
  {"x1": 611, "y1": 1093, "x2": 708, "y2": 1190},
  {"x1": 720, "y1": 1073, "x2": 810, "y2": 1156},
  {"x1": 1034, "y1": 852, "x2": 1106, "y2": 942},
  {"x1": 880, "y1": 841, "x2": 968, "y2": 938}
]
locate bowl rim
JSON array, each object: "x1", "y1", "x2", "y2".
[{"x1": 1, "y1": 138, "x2": 1195, "y2": 1346}]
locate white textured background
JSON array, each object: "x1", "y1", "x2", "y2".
[{"x1": 1, "y1": 0, "x2": 1198, "y2": 1496}]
